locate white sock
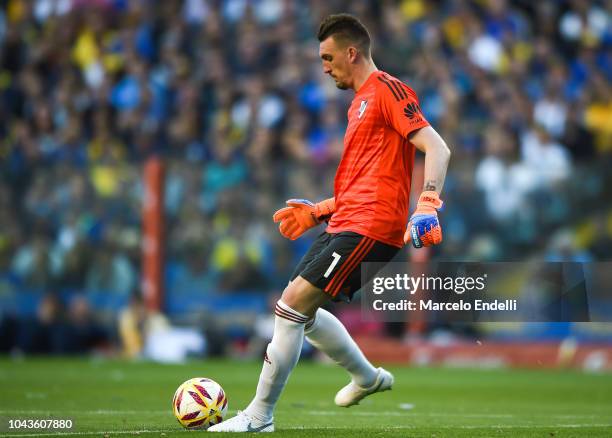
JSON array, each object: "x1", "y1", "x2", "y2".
[
  {"x1": 244, "y1": 300, "x2": 308, "y2": 422},
  {"x1": 305, "y1": 308, "x2": 377, "y2": 387}
]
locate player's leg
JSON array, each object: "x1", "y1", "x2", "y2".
[
  {"x1": 277, "y1": 232, "x2": 379, "y2": 390},
  {"x1": 209, "y1": 235, "x2": 331, "y2": 433},
  {"x1": 241, "y1": 276, "x2": 328, "y2": 423},
  {"x1": 302, "y1": 233, "x2": 379, "y2": 387},
  {"x1": 303, "y1": 232, "x2": 399, "y2": 407},
  {"x1": 209, "y1": 232, "x2": 397, "y2": 432},
  {"x1": 304, "y1": 307, "x2": 378, "y2": 386}
]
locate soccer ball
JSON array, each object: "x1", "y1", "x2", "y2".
[{"x1": 172, "y1": 377, "x2": 228, "y2": 429}]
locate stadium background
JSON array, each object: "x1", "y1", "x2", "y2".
[{"x1": 0, "y1": 0, "x2": 611, "y2": 368}]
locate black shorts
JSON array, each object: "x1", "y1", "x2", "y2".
[{"x1": 290, "y1": 231, "x2": 400, "y2": 301}]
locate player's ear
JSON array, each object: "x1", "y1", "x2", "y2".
[{"x1": 347, "y1": 46, "x2": 358, "y2": 63}]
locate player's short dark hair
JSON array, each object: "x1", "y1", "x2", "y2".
[{"x1": 317, "y1": 14, "x2": 371, "y2": 56}]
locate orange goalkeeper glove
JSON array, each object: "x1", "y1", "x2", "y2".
[
  {"x1": 404, "y1": 191, "x2": 443, "y2": 248},
  {"x1": 273, "y1": 198, "x2": 335, "y2": 240}
]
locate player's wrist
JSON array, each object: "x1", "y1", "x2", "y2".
[{"x1": 314, "y1": 198, "x2": 336, "y2": 222}]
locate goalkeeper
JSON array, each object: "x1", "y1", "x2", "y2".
[{"x1": 210, "y1": 13, "x2": 450, "y2": 433}]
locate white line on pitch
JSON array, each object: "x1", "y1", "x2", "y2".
[
  {"x1": 0, "y1": 411, "x2": 169, "y2": 415},
  {"x1": 2, "y1": 424, "x2": 612, "y2": 437},
  {"x1": 2, "y1": 410, "x2": 610, "y2": 421},
  {"x1": 0, "y1": 430, "x2": 174, "y2": 437}
]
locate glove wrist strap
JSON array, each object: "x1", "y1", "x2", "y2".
[
  {"x1": 417, "y1": 191, "x2": 443, "y2": 210},
  {"x1": 314, "y1": 197, "x2": 336, "y2": 221}
]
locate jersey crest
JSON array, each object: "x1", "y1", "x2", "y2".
[{"x1": 358, "y1": 100, "x2": 368, "y2": 119}]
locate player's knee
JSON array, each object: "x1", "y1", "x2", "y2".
[
  {"x1": 280, "y1": 278, "x2": 325, "y2": 317},
  {"x1": 279, "y1": 283, "x2": 305, "y2": 313}
]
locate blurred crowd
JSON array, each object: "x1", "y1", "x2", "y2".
[
  {"x1": 0, "y1": 292, "x2": 109, "y2": 354},
  {"x1": 0, "y1": 0, "x2": 611, "y2": 346}
]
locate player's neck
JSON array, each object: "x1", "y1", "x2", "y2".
[{"x1": 352, "y1": 61, "x2": 378, "y2": 92}]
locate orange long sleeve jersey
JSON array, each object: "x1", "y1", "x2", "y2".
[{"x1": 326, "y1": 71, "x2": 430, "y2": 248}]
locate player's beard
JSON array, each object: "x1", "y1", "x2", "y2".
[
  {"x1": 335, "y1": 80, "x2": 349, "y2": 90},
  {"x1": 330, "y1": 73, "x2": 348, "y2": 90}
]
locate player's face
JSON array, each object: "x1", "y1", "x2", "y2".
[{"x1": 319, "y1": 36, "x2": 353, "y2": 90}]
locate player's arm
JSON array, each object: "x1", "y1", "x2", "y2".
[
  {"x1": 273, "y1": 198, "x2": 335, "y2": 240},
  {"x1": 406, "y1": 126, "x2": 451, "y2": 248},
  {"x1": 409, "y1": 126, "x2": 451, "y2": 196}
]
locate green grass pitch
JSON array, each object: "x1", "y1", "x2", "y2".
[{"x1": 1, "y1": 358, "x2": 611, "y2": 437}]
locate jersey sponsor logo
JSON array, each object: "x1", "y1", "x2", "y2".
[
  {"x1": 403, "y1": 102, "x2": 422, "y2": 120},
  {"x1": 358, "y1": 100, "x2": 368, "y2": 118}
]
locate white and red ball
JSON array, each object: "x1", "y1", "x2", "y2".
[{"x1": 172, "y1": 377, "x2": 228, "y2": 429}]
